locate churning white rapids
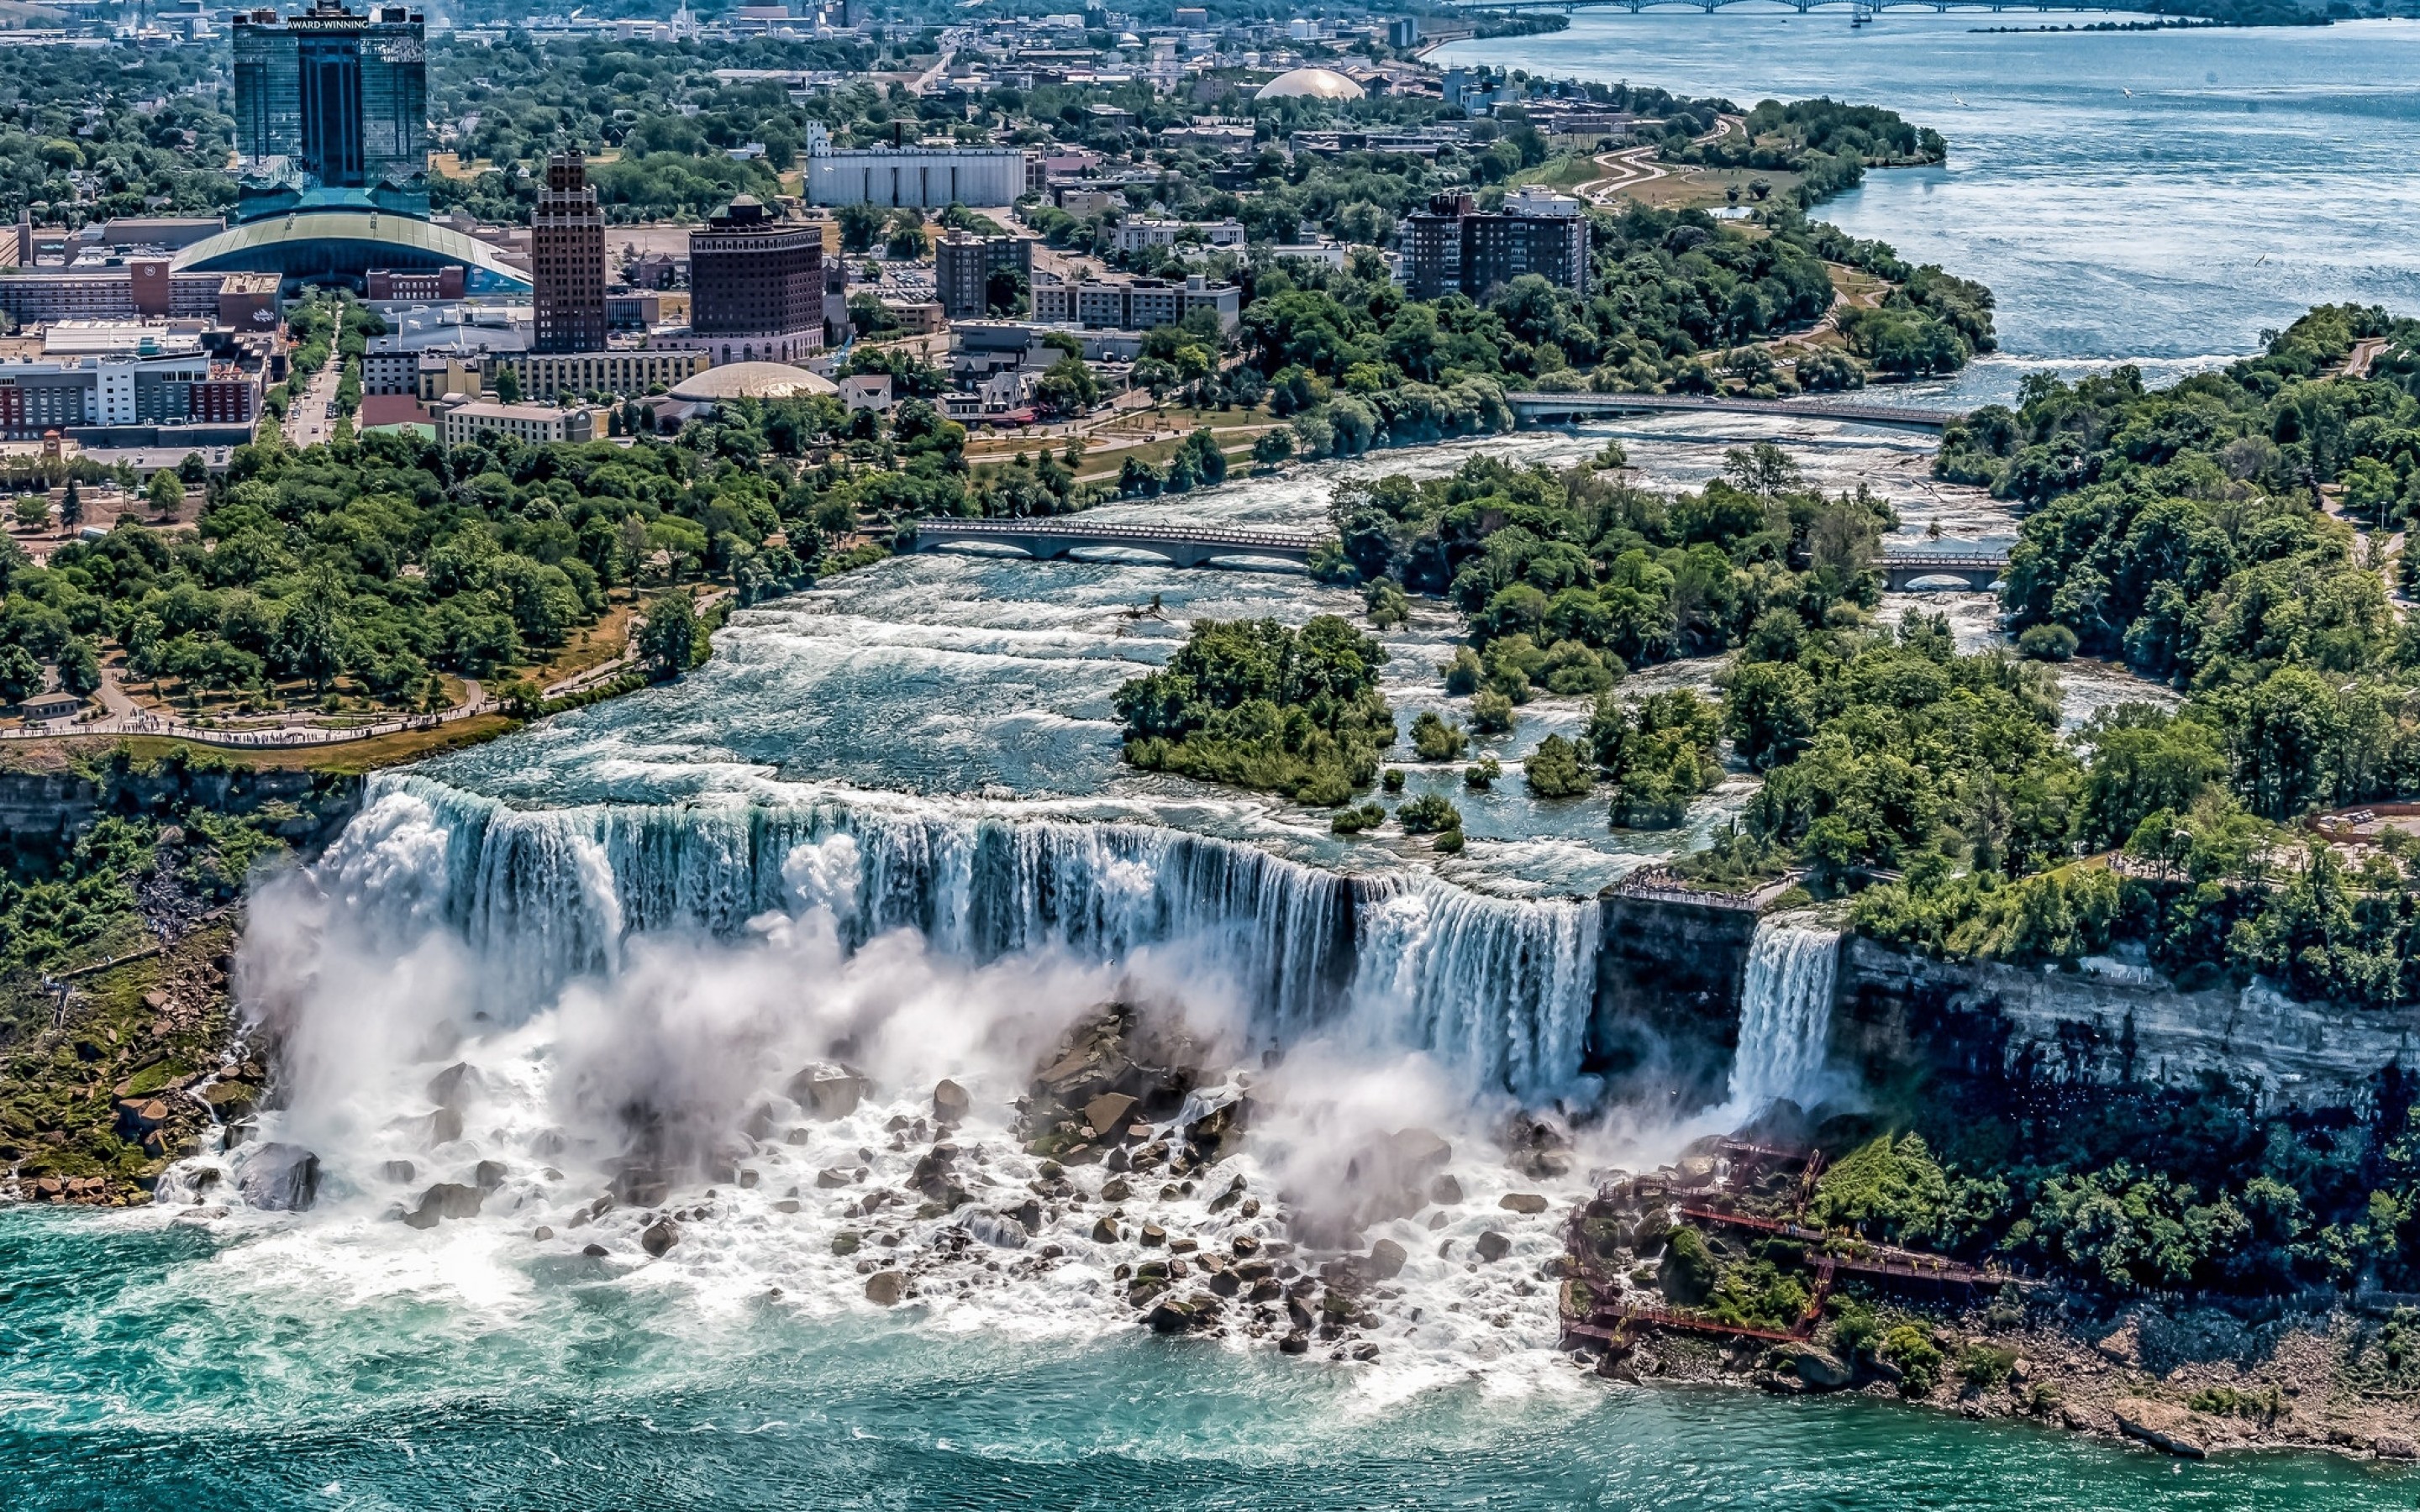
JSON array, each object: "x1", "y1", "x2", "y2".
[{"x1": 151, "y1": 414, "x2": 2147, "y2": 1382}]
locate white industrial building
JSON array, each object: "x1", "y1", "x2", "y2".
[{"x1": 805, "y1": 147, "x2": 1030, "y2": 208}]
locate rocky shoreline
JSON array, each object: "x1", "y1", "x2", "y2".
[{"x1": 1591, "y1": 1300, "x2": 2420, "y2": 1463}]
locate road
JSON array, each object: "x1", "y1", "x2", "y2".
[{"x1": 281, "y1": 358, "x2": 346, "y2": 449}]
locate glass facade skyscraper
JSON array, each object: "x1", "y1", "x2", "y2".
[{"x1": 232, "y1": 3, "x2": 428, "y2": 220}]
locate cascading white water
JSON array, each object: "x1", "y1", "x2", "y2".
[
  {"x1": 1726, "y1": 920, "x2": 1841, "y2": 1115},
  {"x1": 342, "y1": 772, "x2": 1602, "y2": 1098}
]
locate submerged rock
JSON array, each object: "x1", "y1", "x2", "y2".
[
  {"x1": 234, "y1": 1142, "x2": 320, "y2": 1212},
  {"x1": 402, "y1": 1182, "x2": 484, "y2": 1229},
  {"x1": 380, "y1": 1159, "x2": 416, "y2": 1184}
]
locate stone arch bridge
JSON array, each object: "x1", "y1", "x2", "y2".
[{"x1": 913, "y1": 518, "x2": 1321, "y2": 570}]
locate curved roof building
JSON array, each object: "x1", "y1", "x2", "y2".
[
  {"x1": 172, "y1": 207, "x2": 532, "y2": 294},
  {"x1": 1254, "y1": 67, "x2": 1365, "y2": 102},
  {"x1": 666, "y1": 362, "x2": 839, "y2": 402}
]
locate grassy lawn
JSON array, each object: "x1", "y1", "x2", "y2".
[
  {"x1": 1623, "y1": 165, "x2": 1802, "y2": 213},
  {"x1": 1512, "y1": 153, "x2": 1610, "y2": 194}
]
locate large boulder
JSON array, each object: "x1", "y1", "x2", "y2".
[
  {"x1": 426, "y1": 1062, "x2": 482, "y2": 1108},
  {"x1": 1083, "y1": 1091, "x2": 1139, "y2": 1140},
  {"x1": 933, "y1": 1079, "x2": 972, "y2": 1124},
  {"x1": 1146, "y1": 1294, "x2": 1220, "y2": 1334},
  {"x1": 787, "y1": 1063, "x2": 871, "y2": 1121},
  {"x1": 1474, "y1": 1231, "x2": 1512, "y2": 1263},
  {"x1": 234, "y1": 1142, "x2": 320, "y2": 1212},
  {"x1": 865, "y1": 1271, "x2": 905, "y2": 1306},
  {"x1": 402, "y1": 1182, "x2": 485, "y2": 1229},
  {"x1": 1499, "y1": 1192, "x2": 1549, "y2": 1215},
  {"x1": 2113, "y1": 1399, "x2": 2207, "y2": 1458},
  {"x1": 1783, "y1": 1346, "x2": 1854, "y2": 1391},
  {"x1": 640, "y1": 1218, "x2": 679, "y2": 1257},
  {"x1": 1368, "y1": 1237, "x2": 1408, "y2": 1281}
]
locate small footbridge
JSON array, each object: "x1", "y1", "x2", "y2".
[
  {"x1": 1505, "y1": 391, "x2": 1960, "y2": 433},
  {"x1": 1881, "y1": 550, "x2": 2009, "y2": 591},
  {"x1": 913, "y1": 517, "x2": 1321, "y2": 570}
]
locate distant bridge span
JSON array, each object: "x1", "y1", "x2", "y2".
[
  {"x1": 1880, "y1": 551, "x2": 2009, "y2": 591},
  {"x1": 914, "y1": 517, "x2": 1321, "y2": 570},
  {"x1": 1441, "y1": 0, "x2": 2145, "y2": 13},
  {"x1": 1505, "y1": 391, "x2": 1960, "y2": 433}
]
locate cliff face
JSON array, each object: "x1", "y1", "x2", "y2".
[
  {"x1": 1832, "y1": 938, "x2": 2420, "y2": 1110},
  {"x1": 0, "y1": 767, "x2": 364, "y2": 856},
  {"x1": 1590, "y1": 891, "x2": 2413, "y2": 1116},
  {"x1": 1591, "y1": 895, "x2": 1759, "y2": 1108}
]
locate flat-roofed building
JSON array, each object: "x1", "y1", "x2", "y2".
[
  {"x1": 492, "y1": 348, "x2": 711, "y2": 402},
  {"x1": 440, "y1": 399, "x2": 595, "y2": 447}
]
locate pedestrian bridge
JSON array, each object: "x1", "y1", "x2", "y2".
[
  {"x1": 1505, "y1": 391, "x2": 1960, "y2": 433},
  {"x1": 913, "y1": 517, "x2": 1322, "y2": 570},
  {"x1": 1881, "y1": 551, "x2": 2009, "y2": 592}
]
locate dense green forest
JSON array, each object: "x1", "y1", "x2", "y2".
[
  {"x1": 0, "y1": 47, "x2": 234, "y2": 224},
  {"x1": 0, "y1": 330, "x2": 986, "y2": 717}
]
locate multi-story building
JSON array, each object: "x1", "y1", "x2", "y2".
[
  {"x1": 232, "y1": 3, "x2": 429, "y2": 218},
  {"x1": 493, "y1": 349, "x2": 712, "y2": 402},
  {"x1": 0, "y1": 264, "x2": 281, "y2": 328},
  {"x1": 532, "y1": 154, "x2": 607, "y2": 354},
  {"x1": 687, "y1": 196, "x2": 825, "y2": 365},
  {"x1": 1397, "y1": 190, "x2": 1589, "y2": 302},
  {"x1": 365, "y1": 266, "x2": 463, "y2": 301},
  {"x1": 0, "y1": 351, "x2": 257, "y2": 440},
  {"x1": 439, "y1": 399, "x2": 595, "y2": 447},
  {"x1": 1028, "y1": 273, "x2": 1240, "y2": 333},
  {"x1": 804, "y1": 146, "x2": 1029, "y2": 209},
  {"x1": 934, "y1": 233, "x2": 1031, "y2": 321}
]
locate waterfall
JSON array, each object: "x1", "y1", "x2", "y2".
[
  {"x1": 331, "y1": 773, "x2": 1602, "y2": 1098},
  {"x1": 1727, "y1": 920, "x2": 1840, "y2": 1115}
]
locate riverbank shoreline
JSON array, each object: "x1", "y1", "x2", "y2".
[{"x1": 1606, "y1": 1299, "x2": 2420, "y2": 1466}]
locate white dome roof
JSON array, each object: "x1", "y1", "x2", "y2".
[
  {"x1": 667, "y1": 362, "x2": 840, "y2": 402},
  {"x1": 1255, "y1": 66, "x2": 1364, "y2": 102}
]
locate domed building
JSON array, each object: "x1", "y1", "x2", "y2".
[
  {"x1": 647, "y1": 362, "x2": 841, "y2": 433},
  {"x1": 1254, "y1": 66, "x2": 1365, "y2": 102},
  {"x1": 666, "y1": 363, "x2": 840, "y2": 403}
]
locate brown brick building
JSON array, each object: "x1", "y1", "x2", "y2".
[
  {"x1": 532, "y1": 154, "x2": 607, "y2": 354},
  {"x1": 687, "y1": 195, "x2": 824, "y2": 365}
]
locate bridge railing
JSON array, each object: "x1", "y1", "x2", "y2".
[
  {"x1": 916, "y1": 518, "x2": 1323, "y2": 550},
  {"x1": 1502, "y1": 391, "x2": 1962, "y2": 428}
]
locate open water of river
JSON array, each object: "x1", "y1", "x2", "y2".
[{"x1": 1439, "y1": 13, "x2": 2420, "y2": 387}]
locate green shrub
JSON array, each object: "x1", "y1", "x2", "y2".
[
  {"x1": 1657, "y1": 1226, "x2": 1719, "y2": 1305},
  {"x1": 1957, "y1": 1342, "x2": 2018, "y2": 1389},
  {"x1": 1880, "y1": 1325, "x2": 1943, "y2": 1396},
  {"x1": 1399, "y1": 793, "x2": 1462, "y2": 833},
  {"x1": 1523, "y1": 733, "x2": 1593, "y2": 797},
  {"x1": 1329, "y1": 802, "x2": 1386, "y2": 835},
  {"x1": 1411, "y1": 710, "x2": 1468, "y2": 762},
  {"x1": 1470, "y1": 689, "x2": 1517, "y2": 733},
  {"x1": 1440, "y1": 644, "x2": 1483, "y2": 695},
  {"x1": 2017, "y1": 622, "x2": 2077, "y2": 662},
  {"x1": 1465, "y1": 755, "x2": 1501, "y2": 790}
]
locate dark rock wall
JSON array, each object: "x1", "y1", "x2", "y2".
[{"x1": 1591, "y1": 895, "x2": 1759, "y2": 1109}]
